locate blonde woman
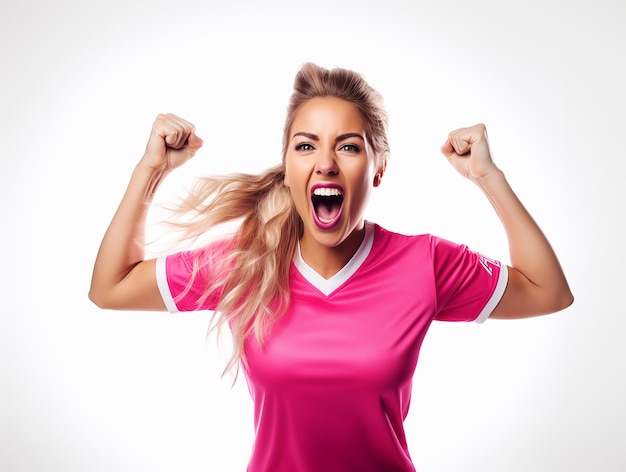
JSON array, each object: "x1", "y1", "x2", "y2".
[{"x1": 89, "y1": 63, "x2": 573, "y2": 471}]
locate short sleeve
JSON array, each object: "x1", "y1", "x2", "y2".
[
  {"x1": 431, "y1": 236, "x2": 508, "y2": 323},
  {"x1": 155, "y1": 239, "x2": 232, "y2": 313}
]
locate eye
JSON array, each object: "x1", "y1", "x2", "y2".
[
  {"x1": 295, "y1": 142, "x2": 314, "y2": 151},
  {"x1": 339, "y1": 143, "x2": 361, "y2": 153}
]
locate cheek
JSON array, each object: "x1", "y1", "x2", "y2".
[
  {"x1": 284, "y1": 157, "x2": 309, "y2": 188},
  {"x1": 349, "y1": 168, "x2": 375, "y2": 210},
  {"x1": 283, "y1": 161, "x2": 305, "y2": 202},
  {"x1": 354, "y1": 162, "x2": 375, "y2": 191}
]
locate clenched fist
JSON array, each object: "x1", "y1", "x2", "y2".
[
  {"x1": 441, "y1": 124, "x2": 499, "y2": 182},
  {"x1": 140, "y1": 113, "x2": 204, "y2": 172}
]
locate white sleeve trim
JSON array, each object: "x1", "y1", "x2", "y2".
[
  {"x1": 155, "y1": 256, "x2": 179, "y2": 313},
  {"x1": 474, "y1": 264, "x2": 508, "y2": 324}
]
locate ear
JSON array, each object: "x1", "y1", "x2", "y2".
[
  {"x1": 373, "y1": 160, "x2": 387, "y2": 187},
  {"x1": 284, "y1": 171, "x2": 290, "y2": 188}
]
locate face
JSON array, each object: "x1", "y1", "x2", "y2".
[{"x1": 284, "y1": 97, "x2": 384, "y2": 254}]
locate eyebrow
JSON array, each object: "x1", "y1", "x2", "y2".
[{"x1": 292, "y1": 132, "x2": 365, "y2": 143}]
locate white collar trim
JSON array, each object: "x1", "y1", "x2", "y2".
[{"x1": 294, "y1": 222, "x2": 375, "y2": 296}]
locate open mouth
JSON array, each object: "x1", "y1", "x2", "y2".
[{"x1": 311, "y1": 186, "x2": 344, "y2": 228}]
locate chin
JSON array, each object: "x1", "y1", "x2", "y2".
[
  {"x1": 310, "y1": 216, "x2": 363, "y2": 248},
  {"x1": 310, "y1": 226, "x2": 348, "y2": 247}
]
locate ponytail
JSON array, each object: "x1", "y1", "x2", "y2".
[{"x1": 167, "y1": 164, "x2": 301, "y2": 377}]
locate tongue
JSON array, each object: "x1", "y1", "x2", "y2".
[{"x1": 317, "y1": 201, "x2": 340, "y2": 222}]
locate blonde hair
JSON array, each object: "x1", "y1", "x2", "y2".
[{"x1": 170, "y1": 63, "x2": 390, "y2": 377}]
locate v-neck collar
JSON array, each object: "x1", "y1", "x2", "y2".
[{"x1": 293, "y1": 222, "x2": 375, "y2": 296}]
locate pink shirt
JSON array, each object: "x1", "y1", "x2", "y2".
[{"x1": 156, "y1": 223, "x2": 508, "y2": 471}]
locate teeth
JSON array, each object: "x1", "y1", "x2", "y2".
[{"x1": 313, "y1": 187, "x2": 342, "y2": 197}]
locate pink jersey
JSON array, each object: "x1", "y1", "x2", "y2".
[{"x1": 156, "y1": 222, "x2": 507, "y2": 471}]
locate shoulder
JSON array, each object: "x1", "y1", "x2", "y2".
[
  {"x1": 366, "y1": 222, "x2": 439, "y2": 268},
  {"x1": 163, "y1": 235, "x2": 237, "y2": 274},
  {"x1": 369, "y1": 221, "x2": 434, "y2": 248},
  {"x1": 368, "y1": 222, "x2": 475, "y2": 269}
]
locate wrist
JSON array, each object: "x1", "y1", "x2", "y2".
[
  {"x1": 132, "y1": 161, "x2": 171, "y2": 202},
  {"x1": 134, "y1": 158, "x2": 172, "y2": 177},
  {"x1": 472, "y1": 166, "x2": 505, "y2": 190}
]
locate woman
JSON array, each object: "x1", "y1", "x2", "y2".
[{"x1": 89, "y1": 63, "x2": 573, "y2": 471}]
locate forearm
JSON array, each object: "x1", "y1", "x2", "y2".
[
  {"x1": 476, "y1": 169, "x2": 573, "y2": 317},
  {"x1": 89, "y1": 163, "x2": 169, "y2": 306}
]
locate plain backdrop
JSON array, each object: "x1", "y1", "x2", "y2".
[{"x1": 1, "y1": 0, "x2": 625, "y2": 470}]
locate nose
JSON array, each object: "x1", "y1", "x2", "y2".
[{"x1": 315, "y1": 149, "x2": 339, "y2": 176}]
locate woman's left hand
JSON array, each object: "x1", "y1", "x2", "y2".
[
  {"x1": 441, "y1": 123, "x2": 499, "y2": 182},
  {"x1": 441, "y1": 123, "x2": 574, "y2": 319}
]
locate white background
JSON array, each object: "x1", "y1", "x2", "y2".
[{"x1": 1, "y1": 0, "x2": 625, "y2": 470}]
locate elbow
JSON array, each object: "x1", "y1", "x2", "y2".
[
  {"x1": 88, "y1": 288, "x2": 106, "y2": 309},
  {"x1": 561, "y1": 289, "x2": 575, "y2": 311},
  {"x1": 88, "y1": 286, "x2": 115, "y2": 310},
  {"x1": 548, "y1": 287, "x2": 574, "y2": 315},
  {"x1": 534, "y1": 274, "x2": 574, "y2": 316}
]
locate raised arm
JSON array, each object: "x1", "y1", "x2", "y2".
[
  {"x1": 88, "y1": 114, "x2": 203, "y2": 311},
  {"x1": 441, "y1": 124, "x2": 573, "y2": 319}
]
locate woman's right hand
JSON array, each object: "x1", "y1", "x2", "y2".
[
  {"x1": 89, "y1": 113, "x2": 203, "y2": 311},
  {"x1": 140, "y1": 113, "x2": 204, "y2": 172}
]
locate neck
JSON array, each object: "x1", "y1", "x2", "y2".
[{"x1": 299, "y1": 224, "x2": 366, "y2": 279}]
